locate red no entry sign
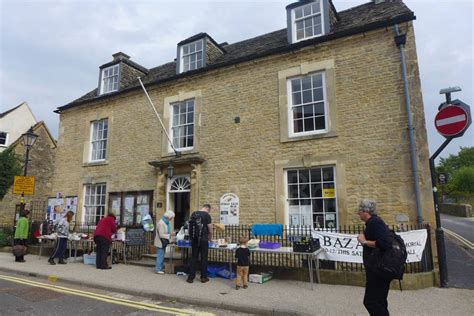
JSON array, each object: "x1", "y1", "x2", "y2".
[{"x1": 435, "y1": 105, "x2": 470, "y2": 137}]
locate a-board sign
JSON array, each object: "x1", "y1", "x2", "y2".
[
  {"x1": 126, "y1": 228, "x2": 146, "y2": 246},
  {"x1": 12, "y1": 176, "x2": 35, "y2": 195}
]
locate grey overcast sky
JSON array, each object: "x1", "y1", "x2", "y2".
[{"x1": 0, "y1": 0, "x2": 473, "y2": 161}]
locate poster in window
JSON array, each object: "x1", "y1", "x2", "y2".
[
  {"x1": 322, "y1": 188, "x2": 335, "y2": 198},
  {"x1": 124, "y1": 196, "x2": 134, "y2": 225},
  {"x1": 300, "y1": 205, "x2": 312, "y2": 226},
  {"x1": 65, "y1": 196, "x2": 78, "y2": 214},
  {"x1": 219, "y1": 193, "x2": 239, "y2": 225},
  {"x1": 47, "y1": 197, "x2": 65, "y2": 223}
]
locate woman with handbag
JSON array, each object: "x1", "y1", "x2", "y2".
[
  {"x1": 13, "y1": 210, "x2": 30, "y2": 262},
  {"x1": 154, "y1": 210, "x2": 175, "y2": 274}
]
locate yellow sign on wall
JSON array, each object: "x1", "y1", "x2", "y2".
[
  {"x1": 13, "y1": 176, "x2": 35, "y2": 195},
  {"x1": 322, "y1": 188, "x2": 335, "y2": 198}
]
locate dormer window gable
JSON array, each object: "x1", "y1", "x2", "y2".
[
  {"x1": 286, "y1": 0, "x2": 332, "y2": 44},
  {"x1": 176, "y1": 33, "x2": 225, "y2": 74},
  {"x1": 98, "y1": 52, "x2": 148, "y2": 96}
]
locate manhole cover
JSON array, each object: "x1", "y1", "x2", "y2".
[{"x1": 7, "y1": 287, "x2": 65, "y2": 302}]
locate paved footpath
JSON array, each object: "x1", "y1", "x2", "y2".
[{"x1": 0, "y1": 253, "x2": 472, "y2": 315}]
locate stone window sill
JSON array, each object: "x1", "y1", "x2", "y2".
[
  {"x1": 281, "y1": 131, "x2": 337, "y2": 143},
  {"x1": 83, "y1": 160, "x2": 109, "y2": 167}
]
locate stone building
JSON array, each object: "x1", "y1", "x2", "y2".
[
  {"x1": 0, "y1": 120, "x2": 57, "y2": 224},
  {"x1": 52, "y1": 0, "x2": 434, "y2": 230}
]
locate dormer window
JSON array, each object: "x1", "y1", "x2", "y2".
[
  {"x1": 180, "y1": 40, "x2": 204, "y2": 73},
  {"x1": 286, "y1": 0, "x2": 329, "y2": 44},
  {"x1": 100, "y1": 64, "x2": 119, "y2": 94},
  {"x1": 293, "y1": 1, "x2": 323, "y2": 42}
]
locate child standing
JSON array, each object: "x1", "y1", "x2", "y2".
[{"x1": 235, "y1": 236, "x2": 250, "y2": 290}]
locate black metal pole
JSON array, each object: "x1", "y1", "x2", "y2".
[
  {"x1": 23, "y1": 147, "x2": 30, "y2": 176},
  {"x1": 429, "y1": 137, "x2": 452, "y2": 288}
]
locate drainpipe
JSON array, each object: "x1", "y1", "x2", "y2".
[{"x1": 394, "y1": 24, "x2": 423, "y2": 225}]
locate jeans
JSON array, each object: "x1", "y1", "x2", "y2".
[
  {"x1": 188, "y1": 239, "x2": 209, "y2": 280},
  {"x1": 363, "y1": 271, "x2": 391, "y2": 316},
  {"x1": 156, "y1": 247, "x2": 165, "y2": 272}
]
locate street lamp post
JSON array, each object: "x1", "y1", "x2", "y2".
[{"x1": 20, "y1": 127, "x2": 39, "y2": 211}]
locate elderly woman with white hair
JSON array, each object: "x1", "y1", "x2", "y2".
[{"x1": 154, "y1": 210, "x2": 175, "y2": 274}]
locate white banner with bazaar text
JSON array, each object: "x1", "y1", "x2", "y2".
[{"x1": 312, "y1": 229, "x2": 427, "y2": 264}]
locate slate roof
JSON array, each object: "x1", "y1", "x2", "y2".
[{"x1": 57, "y1": 0, "x2": 415, "y2": 113}]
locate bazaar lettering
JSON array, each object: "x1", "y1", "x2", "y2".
[{"x1": 322, "y1": 236, "x2": 362, "y2": 249}]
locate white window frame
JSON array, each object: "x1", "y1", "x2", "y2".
[
  {"x1": 291, "y1": 0, "x2": 325, "y2": 43},
  {"x1": 287, "y1": 71, "x2": 328, "y2": 137},
  {"x1": 89, "y1": 119, "x2": 108, "y2": 162},
  {"x1": 179, "y1": 39, "x2": 204, "y2": 73},
  {"x1": 100, "y1": 64, "x2": 119, "y2": 94},
  {"x1": 284, "y1": 166, "x2": 338, "y2": 229},
  {"x1": 82, "y1": 183, "x2": 107, "y2": 225},
  {"x1": 0, "y1": 132, "x2": 8, "y2": 147},
  {"x1": 169, "y1": 99, "x2": 195, "y2": 152}
]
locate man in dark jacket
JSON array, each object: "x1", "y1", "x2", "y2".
[
  {"x1": 187, "y1": 204, "x2": 213, "y2": 284},
  {"x1": 94, "y1": 212, "x2": 117, "y2": 270},
  {"x1": 357, "y1": 199, "x2": 391, "y2": 316}
]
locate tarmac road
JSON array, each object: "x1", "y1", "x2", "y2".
[
  {"x1": 440, "y1": 213, "x2": 474, "y2": 289},
  {"x1": 0, "y1": 273, "x2": 252, "y2": 316}
]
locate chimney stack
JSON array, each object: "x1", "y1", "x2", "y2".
[{"x1": 112, "y1": 52, "x2": 130, "y2": 61}]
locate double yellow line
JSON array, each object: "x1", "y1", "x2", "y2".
[
  {"x1": 443, "y1": 228, "x2": 474, "y2": 250},
  {"x1": 0, "y1": 274, "x2": 191, "y2": 315}
]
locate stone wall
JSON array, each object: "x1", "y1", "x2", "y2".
[
  {"x1": 0, "y1": 123, "x2": 56, "y2": 225},
  {"x1": 440, "y1": 203, "x2": 473, "y2": 217},
  {"x1": 52, "y1": 22, "x2": 435, "y2": 229}
]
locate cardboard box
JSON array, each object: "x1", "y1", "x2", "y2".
[
  {"x1": 249, "y1": 272, "x2": 273, "y2": 284},
  {"x1": 164, "y1": 260, "x2": 183, "y2": 274}
]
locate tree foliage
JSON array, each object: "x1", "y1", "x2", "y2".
[
  {"x1": 437, "y1": 147, "x2": 474, "y2": 197},
  {"x1": 0, "y1": 148, "x2": 22, "y2": 200}
]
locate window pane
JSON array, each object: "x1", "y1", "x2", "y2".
[
  {"x1": 296, "y1": 21, "x2": 304, "y2": 31},
  {"x1": 291, "y1": 79, "x2": 301, "y2": 92},
  {"x1": 299, "y1": 170, "x2": 309, "y2": 183},
  {"x1": 294, "y1": 119, "x2": 303, "y2": 133},
  {"x1": 313, "y1": 214, "x2": 324, "y2": 229},
  {"x1": 186, "y1": 125, "x2": 194, "y2": 136},
  {"x1": 297, "y1": 29, "x2": 304, "y2": 40},
  {"x1": 323, "y1": 167, "x2": 334, "y2": 181},
  {"x1": 293, "y1": 106, "x2": 303, "y2": 120},
  {"x1": 303, "y1": 90, "x2": 312, "y2": 104},
  {"x1": 295, "y1": 8, "x2": 303, "y2": 19},
  {"x1": 303, "y1": 5, "x2": 311, "y2": 16},
  {"x1": 313, "y1": 23, "x2": 322, "y2": 36},
  {"x1": 287, "y1": 170, "x2": 298, "y2": 184},
  {"x1": 303, "y1": 104, "x2": 313, "y2": 117},
  {"x1": 196, "y1": 40, "x2": 203, "y2": 50},
  {"x1": 315, "y1": 116, "x2": 325, "y2": 130},
  {"x1": 302, "y1": 77, "x2": 311, "y2": 90},
  {"x1": 299, "y1": 183, "x2": 310, "y2": 198},
  {"x1": 312, "y1": 2, "x2": 320, "y2": 14},
  {"x1": 173, "y1": 114, "x2": 179, "y2": 126},
  {"x1": 310, "y1": 168, "x2": 322, "y2": 182},
  {"x1": 197, "y1": 51, "x2": 203, "y2": 62},
  {"x1": 292, "y1": 92, "x2": 302, "y2": 105},
  {"x1": 187, "y1": 112, "x2": 194, "y2": 124},
  {"x1": 311, "y1": 183, "x2": 322, "y2": 198},
  {"x1": 304, "y1": 118, "x2": 314, "y2": 131},
  {"x1": 288, "y1": 184, "x2": 299, "y2": 199},
  {"x1": 325, "y1": 199, "x2": 336, "y2": 213},
  {"x1": 187, "y1": 135, "x2": 194, "y2": 147},
  {"x1": 312, "y1": 74, "x2": 323, "y2": 87},
  {"x1": 305, "y1": 26, "x2": 313, "y2": 37},
  {"x1": 312, "y1": 199, "x2": 323, "y2": 213},
  {"x1": 313, "y1": 88, "x2": 324, "y2": 102}
]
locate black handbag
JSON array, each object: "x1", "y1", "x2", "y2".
[{"x1": 160, "y1": 238, "x2": 170, "y2": 248}]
